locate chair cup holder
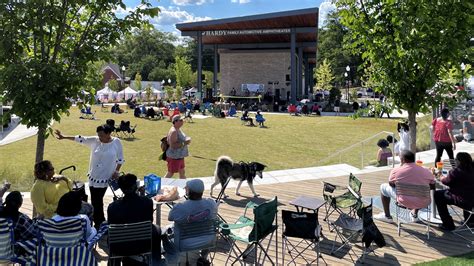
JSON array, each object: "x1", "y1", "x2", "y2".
[{"x1": 221, "y1": 224, "x2": 230, "y2": 235}]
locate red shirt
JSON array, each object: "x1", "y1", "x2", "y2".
[{"x1": 432, "y1": 118, "x2": 453, "y2": 142}]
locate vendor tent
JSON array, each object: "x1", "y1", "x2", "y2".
[
  {"x1": 96, "y1": 87, "x2": 117, "y2": 101},
  {"x1": 118, "y1": 86, "x2": 138, "y2": 100}
]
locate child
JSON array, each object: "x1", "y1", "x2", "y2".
[
  {"x1": 255, "y1": 110, "x2": 265, "y2": 127},
  {"x1": 374, "y1": 139, "x2": 392, "y2": 167}
]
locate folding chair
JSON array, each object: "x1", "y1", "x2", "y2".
[
  {"x1": 322, "y1": 173, "x2": 363, "y2": 225},
  {"x1": 106, "y1": 119, "x2": 120, "y2": 137},
  {"x1": 452, "y1": 206, "x2": 474, "y2": 246},
  {"x1": 330, "y1": 201, "x2": 383, "y2": 262},
  {"x1": 281, "y1": 210, "x2": 322, "y2": 265},
  {"x1": 108, "y1": 221, "x2": 152, "y2": 266},
  {"x1": 36, "y1": 218, "x2": 97, "y2": 266},
  {"x1": 174, "y1": 218, "x2": 218, "y2": 264},
  {"x1": 395, "y1": 182, "x2": 431, "y2": 239},
  {"x1": 220, "y1": 197, "x2": 278, "y2": 265},
  {"x1": 0, "y1": 218, "x2": 20, "y2": 264}
]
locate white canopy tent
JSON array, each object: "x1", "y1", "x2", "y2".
[
  {"x1": 137, "y1": 87, "x2": 164, "y2": 100},
  {"x1": 96, "y1": 87, "x2": 117, "y2": 101},
  {"x1": 118, "y1": 86, "x2": 138, "y2": 100}
]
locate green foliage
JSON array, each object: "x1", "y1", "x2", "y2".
[
  {"x1": 135, "y1": 73, "x2": 143, "y2": 91},
  {"x1": 315, "y1": 59, "x2": 335, "y2": 91},
  {"x1": 317, "y1": 10, "x2": 363, "y2": 85},
  {"x1": 329, "y1": 88, "x2": 341, "y2": 104},
  {"x1": 108, "y1": 79, "x2": 119, "y2": 92},
  {"x1": 337, "y1": 0, "x2": 473, "y2": 151},
  {"x1": 0, "y1": 0, "x2": 157, "y2": 162},
  {"x1": 175, "y1": 86, "x2": 183, "y2": 100},
  {"x1": 164, "y1": 86, "x2": 174, "y2": 101},
  {"x1": 174, "y1": 56, "x2": 193, "y2": 87},
  {"x1": 145, "y1": 86, "x2": 153, "y2": 103},
  {"x1": 112, "y1": 28, "x2": 176, "y2": 81}
]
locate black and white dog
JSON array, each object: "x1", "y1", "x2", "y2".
[{"x1": 210, "y1": 156, "x2": 267, "y2": 198}]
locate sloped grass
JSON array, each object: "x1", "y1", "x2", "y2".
[
  {"x1": 0, "y1": 107, "x2": 402, "y2": 190},
  {"x1": 415, "y1": 251, "x2": 474, "y2": 266}
]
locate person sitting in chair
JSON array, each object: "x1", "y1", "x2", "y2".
[
  {"x1": 241, "y1": 109, "x2": 255, "y2": 126},
  {"x1": 107, "y1": 173, "x2": 162, "y2": 265},
  {"x1": 255, "y1": 110, "x2": 265, "y2": 127},
  {"x1": 374, "y1": 150, "x2": 434, "y2": 223},
  {"x1": 434, "y1": 152, "x2": 474, "y2": 231},
  {"x1": 163, "y1": 179, "x2": 218, "y2": 265},
  {"x1": 0, "y1": 191, "x2": 38, "y2": 243}
]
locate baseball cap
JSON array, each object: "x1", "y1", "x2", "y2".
[
  {"x1": 186, "y1": 179, "x2": 204, "y2": 193},
  {"x1": 172, "y1": 114, "x2": 183, "y2": 123}
]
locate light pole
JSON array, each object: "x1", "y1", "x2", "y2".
[
  {"x1": 121, "y1": 66, "x2": 126, "y2": 87},
  {"x1": 461, "y1": 62, "x2": 466, "y2": 89},
  {"x1": 345, "y1": 65, "x2": 350, "y2": 104}
]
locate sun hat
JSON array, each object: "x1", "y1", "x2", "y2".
[{"x1": 172, "y1": 114, "x2": 183, "y2": 123}]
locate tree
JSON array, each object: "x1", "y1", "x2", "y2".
[
  {"x1": 0, "y1": 1, "x2": 158, "y2": 163},
  {"x1": 315, "y1": 59, "x2": 335, "y2": 91},
  {"x1": 113, "y1": 28, "x2": 176, "y2": 81},
  {"x1": 108, "y1": 79, "x2": 119, "y2": 93},
  {"x1": 135, "y1": 73, "x2": 143, "y2": 92},
  {"x1": 174, "y1": 56, "x2": 193, "y2": 88},
  {"x1": 337, "y1": 0, "x2": 473, "y2": 152},
  {"x1": 317, "y1": 10, "x2": 363, "y2": 85},
  {"x1": 164, "y1": 86, "x2": 174, "y2": 101}
]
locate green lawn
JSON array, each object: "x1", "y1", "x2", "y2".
[
  {"x1": 0, "y1": 106, "x2": 402, "y2": 190},
  {"x1": 415, "y1": 251, "x2": 474, "y2": 265}
]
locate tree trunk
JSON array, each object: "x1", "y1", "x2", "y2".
[
  {"x1": 408, "y1": 111, "x2": 417, "y2": 153},
  {"x1": 35, "y1": 127, "x2": 46, "y2": 163}
]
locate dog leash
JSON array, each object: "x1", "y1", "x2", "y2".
[{"x1": 190, "y1": 155, "x2": 217, "y2": 162}]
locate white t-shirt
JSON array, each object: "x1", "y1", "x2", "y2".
[{"x1": 75, "y1": 136, "x2": 124, "y2": 188}]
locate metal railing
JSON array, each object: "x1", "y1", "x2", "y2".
[{"x1": 317, "y1": 131, "x2": 396, "y2": 169}]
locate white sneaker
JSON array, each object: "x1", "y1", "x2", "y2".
[
  {"x1": 410, "y1": 213, "x2": 419, "y2": 223},
  {"x1": 374, "y1": 212, "x2": 393, "y2": 223}
]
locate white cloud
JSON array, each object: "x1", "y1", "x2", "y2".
[
  {"x1": 231, "y1": 0, "x2": 251, "y2": 4},
  {"x1": 172, "y1": 0, "x2": 213, "y2": 6},
  {"x1": 150, "y1": 6, "x2": 212, "y2": 26},
  {"x1": 319, "y1": 1, "x2": 336, "y2": 28}
]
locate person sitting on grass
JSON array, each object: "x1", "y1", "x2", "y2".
[
  {"x1": 241, "y1": 109, "x2": 255, "y2": 126},
  {"x1": 255, "y1": 110, "x2": 266, "y2": 127},
  {"x1": 374, "y1": 150, "x2": 435, "y2": 223}
]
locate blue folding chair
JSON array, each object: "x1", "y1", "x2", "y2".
[{"x1": 0, "y1": 218, "x2": 20, "y2": 264}]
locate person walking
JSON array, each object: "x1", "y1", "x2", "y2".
[
  {"x1": 334, "y1": 97, "x2": 340, "y2": 116},
  {"x1": 55, "y1": 124, "x2": 124, "y2": 228},
  {"x1": 165, "y1": 115, "x2": 191, "y2": 179},
  {"x1": 431, "y1": 108, "x2": 456, "y2": 166}
]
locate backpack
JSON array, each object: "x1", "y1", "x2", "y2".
[{"x1": 160, "y1": 136, "x2": 169, "y2": 161}]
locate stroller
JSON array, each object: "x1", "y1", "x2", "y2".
[{"x1": 58, "y1": 166, "x2": 93, "y2": 222}]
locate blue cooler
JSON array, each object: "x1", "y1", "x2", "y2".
[{"x1": 144, "y1": 174, "x2": 161, "y2": 196}]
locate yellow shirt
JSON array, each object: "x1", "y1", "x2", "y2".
[{"x1": 30, "y1": 177, "x2": 72, "y2": 218}]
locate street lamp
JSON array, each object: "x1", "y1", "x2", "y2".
[
  {"x1": 345, "y1": 65, "x2": 351, "y2": 104},
  {"x1": 168, "y1": 78, "x2": 172, "y2": 85},
  {"x1": 344, "y1": 69, "x2": 349, "y2": 104},
  {"x1": 121, "y1": 65, "x2": 126, "y2": 86},
  {"x1": 461, "y1": 62, "x2": 466, "y2": 88}
]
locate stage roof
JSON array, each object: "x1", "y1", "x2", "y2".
[{"x1": 176, "y1": 8, "x2": 318, "y2": 59}]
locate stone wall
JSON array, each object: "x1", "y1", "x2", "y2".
[{"x1": 219, "y1": 50, "x2": 291, "y2": 99}]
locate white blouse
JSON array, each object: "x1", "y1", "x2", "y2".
[{"x1": 75, "y1": 136, "x2": 124, "y2": 188}]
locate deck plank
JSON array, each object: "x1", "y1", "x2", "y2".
[{"x1": 19, "y1": 167, "x2": 474, "y2": 265}]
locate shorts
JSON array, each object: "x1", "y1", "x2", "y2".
[
  {"x1": 166, "y1": 157, "x2": 185, "y2": 173},
  {"x1": 380, "y1": 183, "x2": 396, "y2": 199},
  {"x1": 334, "y1": 106, "x2": 340, "y2": 112}
]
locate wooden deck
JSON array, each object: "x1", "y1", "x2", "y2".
[{"x1": 19, "y1": 168, "x2": 474, "y2": 265}]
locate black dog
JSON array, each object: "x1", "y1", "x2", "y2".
[{"x1": 210, "y1": 156, "x2": 267, "y2": 198}]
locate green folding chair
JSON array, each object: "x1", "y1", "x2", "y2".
[
  {"x1": 220, "y1": 197, "x2": 278, "y2": 265},
  {"x1": 322, "y1": 173, "x2": 363, "y2": 227}
]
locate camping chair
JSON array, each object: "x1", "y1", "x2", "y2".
[
  {"x1": 36, "y1": 218, "x2": 97, "y2": 266},
  {"x1": 330, "y1": 200, "x2": 384, "y2": 262},
  {"x1": 220, "y1": 197, "x2": 278, "y2": 265},
  {"x1": 184, "y1": 109, "x2": 193, "y2": 123},
  {"x1": 0, "y1": 218, "x2": 20, "y2": 264},
  {"x1": 118, "y1": 120, "x2": 136, "y2": 138},
  {"x1": 106, "y1": 119, "x2": 120, "y2": 137},
  {"x1": 395, "y1": 182, "x2": 432, "y2": 239},
  {"x1": 80, "y1": 106, "x2": 95, "y2": 120},
  {"x1": 108, "y1": 221, "x2": 153, "y2": 266},
  {"x1": 281, "y1": 210, "x2": 322, "y2": 265},
  {"x1": 174, "y1": 218, "x2": 218, "y2": 265},
  {"x1": 322, "y1": 173, "x2": 363, "y2": 227}
]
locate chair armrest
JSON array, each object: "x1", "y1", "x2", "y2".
[{"x1": 220, "y1": 221, "x2": 255, "y2": 235}]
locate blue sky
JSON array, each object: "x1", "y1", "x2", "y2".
[{"x1": 121, "y1": 0, "x2": 335, "y2": 39}]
